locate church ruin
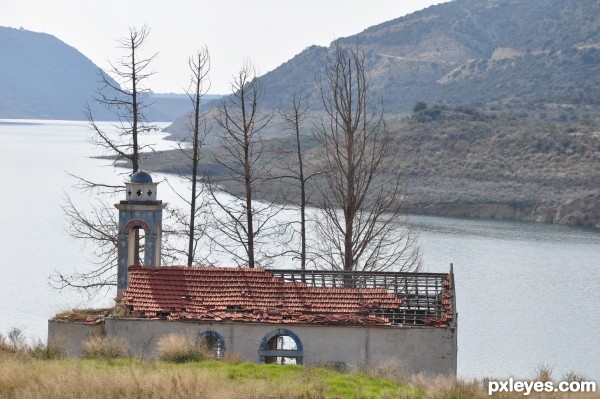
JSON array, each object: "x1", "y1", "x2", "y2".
[{"x1": 48, "y1": 172, "x2": 457, "y2": 374}]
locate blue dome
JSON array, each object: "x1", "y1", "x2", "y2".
[{"x1": 130, "y1": 171, "x2": 153, "y2": 184}]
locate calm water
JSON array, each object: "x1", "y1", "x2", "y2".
[{"x1": 0, "y1": 120, "x2": 599, "y2": 380}]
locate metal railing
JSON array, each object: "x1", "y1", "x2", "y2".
[{"x1": 267, "y1": 268, "x2": 455, "y2": 327}]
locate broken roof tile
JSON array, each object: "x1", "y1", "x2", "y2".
[{"x1": 123, "y1": 266, "x2": 453, "y2": 328}]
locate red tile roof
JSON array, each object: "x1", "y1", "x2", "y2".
[{"x1": 123, "y1": 266, "x2": 404, "y2": 326}]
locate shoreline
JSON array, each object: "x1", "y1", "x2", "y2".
[{"x1": 406, "y1": 196, "x2": 600, "y2": 229}]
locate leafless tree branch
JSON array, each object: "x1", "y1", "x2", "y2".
[
  {"x1": 207, "y1": 60, "x2": 280, "y2": 268},
  {"x1": 313, "y1": 43, "x2": 422, "y2": 276}
]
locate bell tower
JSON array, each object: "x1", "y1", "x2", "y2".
[{"x1": 115, "y1": 171, "x2": 166, "y2": 299}]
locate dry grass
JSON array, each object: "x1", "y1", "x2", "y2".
[
  {"x1": 82, "y1": 335, "x2": 129, "y2": 360},
  {"x1": 0, "y1": 358, "x2": 311, "y2": 399},
  {"x1": 156, "y1": 333, "x2": 212, "y2": 363},
  {"x1": 0, "y1": 347, "x2": 598, "y2": 399},
  {"x1": 51, "y1": 308, "x2": 112, "y2": 323},
  {"x1": 0, "y1": 328, "x2": 64, "y2": 360}
]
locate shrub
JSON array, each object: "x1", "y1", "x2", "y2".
[
  {"x1": 535, "y1": 364, "x2": 554, "y2": 383},
  {"x1": 27, "y1": 339, "x2": 65, "y2": 360},
  {"x1": 0, "y1": 332, "x2": 18, "y2": 357},
  {"x1": 0, "y1": 332, "x2": 8, "y2": 350},
  {"x1": 82, "y1": 335, "x2": 128, "y2": 359},
  {"x1": 157, "y1": 333, "x2": 210, "y2": 363},
  {"x1": 413, "y1": 101, "x2": 428, "y2": 113},
  {"x1": 563, "y1": 371, "x2": 585, "y2": 383},
  {"x1": 7, "y1": 327, "x2": 26, "y2": 350}
]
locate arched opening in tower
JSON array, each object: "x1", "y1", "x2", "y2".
[{"x1": 127, "y1": 226, "x2": 146, "y2": 266}]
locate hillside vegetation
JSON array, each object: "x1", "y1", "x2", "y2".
[
  {"x1": 388, "y1": 107, "x2": 600, "y2": 225},
  {"x1": 146, "y1": 105, "x2": 600, "y2": 228}
]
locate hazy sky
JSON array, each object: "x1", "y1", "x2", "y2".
[{"x1": 1, "y1": 0, "x2": 450, "y2": 94}]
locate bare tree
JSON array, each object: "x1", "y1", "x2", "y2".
[
  {"x1": 313, "y1": 44, "x2": 421, "y2": 274},
  {"x1": 52, "y1": 26, "x2": 158, "y2": 296},
  {"x1": 278, "y1": 92, "x2": 317, "y2": 274},
  {"x1": 207, "y1": 60, "x2": 276, "y2": 268},
  {"x1": 164, "y1": 47, "x2": 211, "y2": 266},
  {"x1": 87, "y1": 25, "x2": 157, "y2": 173}
]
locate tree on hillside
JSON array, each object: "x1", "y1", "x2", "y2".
[
  {"x1": 52, "y1": 26, "x2": 158, "y2": 296},
  {"x1": 413, "y1": 101, "x2": 427, "y2": 113},
  {"x1": 207, "y1": 60, "x2": 277, "y2": 268},
  {"x1": 313, "y1": 44, "x2": 422, "y2": 274},
  {"x1": 164, "y1": 47, "x2": 211, "y2": 266}
]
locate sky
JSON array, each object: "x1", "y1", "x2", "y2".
[{"x1": 1, "y1": 0, "x2": 450, "y2": 94}]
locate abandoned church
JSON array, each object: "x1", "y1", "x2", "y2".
[{"x1": 48, "y1": 171, "x2": 457, "y2": 375}]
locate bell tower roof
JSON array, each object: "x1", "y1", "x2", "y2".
[
  {"x1": 130, "y1": 171, "x2": 153, "y2": 184},
  {"x1": 122, "y1": 171, "x2": 161, "y2": 204}
]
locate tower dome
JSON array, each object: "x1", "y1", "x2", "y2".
[
  {"x1": 130, "y1": 171, "x2": 153, "y2": 184},
  {"x1": 123, "y1": 171, "x2": 160, "y2": 203}
]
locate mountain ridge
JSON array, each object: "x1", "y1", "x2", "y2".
[
  {"x1": 0, "y1": 26, "x2": 194, "y2": 121},
  {"x1": 165, "y1": 0, "x2": 600, "y2": 136},
  {"x1": 260, "y1": 0, "x2": 600, "y2": 113}
]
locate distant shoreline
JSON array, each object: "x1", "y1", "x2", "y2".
[{"x1": 135, "y1": 151, "x2": 600, "y2": 230}]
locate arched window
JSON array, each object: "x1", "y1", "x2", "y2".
[
  {"x1": 123, "y1": 218, "x2": 152, "y2": 266},
  {"x1": 258, "y1": 329, "x2": 303, "y2": 365},
  {"x1": 198, "y1": 330, "x2": 225, "y2": 359}
]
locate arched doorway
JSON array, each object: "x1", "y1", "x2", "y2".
[{"x1": 258, "y1": 329, "x2": 303, "y2": 365}]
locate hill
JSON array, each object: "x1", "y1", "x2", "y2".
[
  {"x1": 264, "y1": 0, "x2": 600, "y2": 113},
  {"x1": 156, "y1": 0, "x2": 600, "y2": 227},
  {"x1": 0, "y1": 27, "x2": 194, "y2": 121},
  {"x1": 166, "y1": 0, "x2": 600, "y2": 134},
  {"x1": 0, "y1": 27, "x2": 109, "y2": 120},
  {"x1": 385, "y1": 107, "x2": 600, "y2": 226}
]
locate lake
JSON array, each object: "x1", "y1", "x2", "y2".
[{"x1": 0, "y1": 119, "x2": 598, "y2": 380}]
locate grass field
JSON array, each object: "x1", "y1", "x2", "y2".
[
  {"x1": 1, "y1": 328, "x2": 597, "y2": 399},
  {"x1": 1, "y1": 348, "x2": 598, "y2": 399}
]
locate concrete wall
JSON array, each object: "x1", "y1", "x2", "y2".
[
  {"x1": 48, "y1": 318, "x2": 456, "y2": 375},
  {"x1": 101, "y1": 318, "x2": 457, "y2": 375},
  {"x1": 47, "y1": 320, "x2": 104, "y2": 357}
]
